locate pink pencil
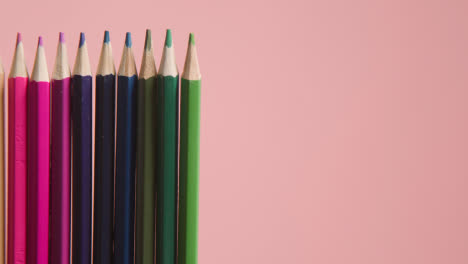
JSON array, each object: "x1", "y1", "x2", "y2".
[
  {"x1": 27, "y1": 36, "x2": 50, "y2": 264},
  {"x1": 7, "y1": 32, "x2": 28, "y2": 264}
]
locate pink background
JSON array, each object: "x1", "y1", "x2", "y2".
[{"x1": 1, "y1": 0, "x2": 468, "y2": 263}]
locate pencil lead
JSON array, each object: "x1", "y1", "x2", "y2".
[
  {"x1": 165, "y1": 29, "x2": 173, "y2": 48},
  {"x1": 16, "y1": 32, "x2": 22, "y2": 45},
  {"x1": 79, "y1": 32, "x2": 86, "y2": 47},
  {"x1": 189, "y1": 33, "x2": 195, "y2": 45},
  {"x1": 38, "y1": 36, "x2": 43, "y2": 46},
  {"x1": 104, "y1": 31, "x2": 110, "y2": 44},
  {"x1": 125, "y1": 32, "x2": 132, "y2": 48},
  {"x1": 59, "y1": 32, "x2": 65, "y2": 43},
  {"x1": 145, "y1": 29, "x2": 152, "y2": 50}
]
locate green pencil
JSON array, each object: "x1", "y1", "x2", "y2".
[
  {"x1": 136, "y1": 29, "x2": 157, "y2": 264},
  {"x1": 156, "y1": 29, "x2": 178, "y2": 264},
  {"x1": 178, "y1": 33, "x2": 201, "y2": 264}
]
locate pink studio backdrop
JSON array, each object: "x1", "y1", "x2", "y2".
[{"x1": 1, "y1": 0, "x2": 468, "y2": 263}]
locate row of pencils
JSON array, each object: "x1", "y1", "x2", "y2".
[{"x1": 1, "y1": 29, "x2": 201, "y2": 264}]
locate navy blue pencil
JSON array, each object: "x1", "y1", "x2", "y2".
[
  {"x1": 71, "y1": 32, "x2": 93, "y2": 264},
  {"x1": 115, "y1": 32, "x2": 138, "y2": 264},
  {"x1": 94, "y1": 30, "x2": 116, "y2": 264}
]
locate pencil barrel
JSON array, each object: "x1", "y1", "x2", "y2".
[
  {"x1": 178, "y1": 79, "x2": 201, "y2": 264},
  {"x1": 136, "y1": 76, "x2": 157, "y2": 264},
  {"x1": 7, "y1": 77, "x2": 28, "y2": 264},
  {"x1": 27, "y1": 80, "x2": 50, "y2": 264},
  {"x1": 156, "y1": 75, "x2": 179, "y2": 264},
  {"x1": 71, "y1": 75, "x2": 93, "y2": 264},
  {"x1": 115, "y1": 75, "x2": 138, "y2": 264},
  {"x1": 0, "y1": 71, "x2": 4, "y2": 264},
  {"x1": 50, "y1": 78, "x2": 71, "y2": 264},
  {"x1": 94, "y1": 74, "x2": 116, "y2": 264}
]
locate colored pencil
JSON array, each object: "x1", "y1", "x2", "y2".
[
  {"x1": 94, "y1": 30, "x2": 116, "y2": 264},
  {"x1": 178, "y1": 33, "x2": 201, "y2": 264},
  {"x1": 27, "y1": 36, "x2": 50, "y2": 264},
  {"x1": 135, "y1": 29, "x2": 157, "y2": 264},
  {"x1": 156, "y1": 29, "x2": 179, "y2": 264},
  {"x1": 0, "y1": 57, "x2": 4, "y2": 264},
  {"x1": 115, "y1": 32, "x2": 137, "y2": 264},
  {"x1": 50, "y1": 32, "x2": 71, "y2": 264},
  {"x1": 71, "y1": 32, "x2": 93, "y2": 264},
  {"x1": 8, "y1": 32, "x2": 28, "y2": 264}
]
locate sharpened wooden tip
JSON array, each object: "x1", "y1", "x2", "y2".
[
  {"x1": 97, "y1": 30, "x2": 115, "y2": 76},
  {"x1": 182, "y1": 32, "x2": 201, "y2": 80},
  {"x1": 118, "y1": 33, "x2": 137, "y2": 77},
  {"x1": 32, "y1": 36, "x2": 49, "y2": 81},
  {"x1": 73, "y1": 33, "x2": 92, "y2": 76},
  {"x1": 52, "y1": 32, "x2": 71, "y2": 80},
  {"x1": 10, "y1": 32, "x2": 28, "y2": 78}
]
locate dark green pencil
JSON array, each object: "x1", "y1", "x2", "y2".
[
  {"x1": 135, "y1": 29, "x2": 157, "y2": 264},
  {"x1": 156, "y1": 29, "x2": 179, "y2": 264}
]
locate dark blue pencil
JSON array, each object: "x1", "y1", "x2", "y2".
[
  {"x1": 115, "y1": 32, "x2": 138, "y2": 264},
  {"x1": 94, "y1": 30, "x2": 116, "y2": 264},
  {"x1": 71, "y1": 32, "x2": 93, "y2": 264}
]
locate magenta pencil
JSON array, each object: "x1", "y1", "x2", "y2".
[
  {"x1": 7, "y1": 32, "x2": 28, "y2": 264},
  {"x1": 50, "y1": 32, "x2": 71, "y2": 264},
  {"x1": 27, "y1": 36, "x2": 50, "y2": 264}
]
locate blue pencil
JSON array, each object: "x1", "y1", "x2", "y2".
[
  {"x1": 71, "y1": 32, "x2": 93, "y2": 264},
  {"x1": 115, "y1": 32, "x2": 138, "y2": 264},
  {"x1": 94, "y1": 30, "x2": 116, "y2": 264}
]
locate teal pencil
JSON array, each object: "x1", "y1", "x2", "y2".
[{"x1": 156, "y1": 29, "x2": 178, "y2": 264}]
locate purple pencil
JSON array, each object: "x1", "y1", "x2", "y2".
[{"x1": 50, "y1": 32, "x2": 71, "y2": 264}]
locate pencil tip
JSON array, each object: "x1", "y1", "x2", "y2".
[
  {"x1": 145, "y1": 29, "x2": 152, "y2": 50},
  {"x1": 189, "y1": 33, "x2": 195, "y2": 45},
  {"x1": 79, "y1": 32, "x2": 86, "y2": 47},
  {"x1": 125, "y1": 32, "x2": 132, "y2": 47},
  {"x1": 59, "y1": 32, "x2": 65, "y2": 43},
  {"x1": 104, "y1": 31, "x2": 110, "y2": 43},
  {"x1": 165, "y1": 29, "x2": 173, "y2": 48},
  {"x1": 38, "y1": 36, "x2": 43, "y2": 46},
  {"x1": 16, "y1": 32, "x2": 22, "y2": 45}
]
